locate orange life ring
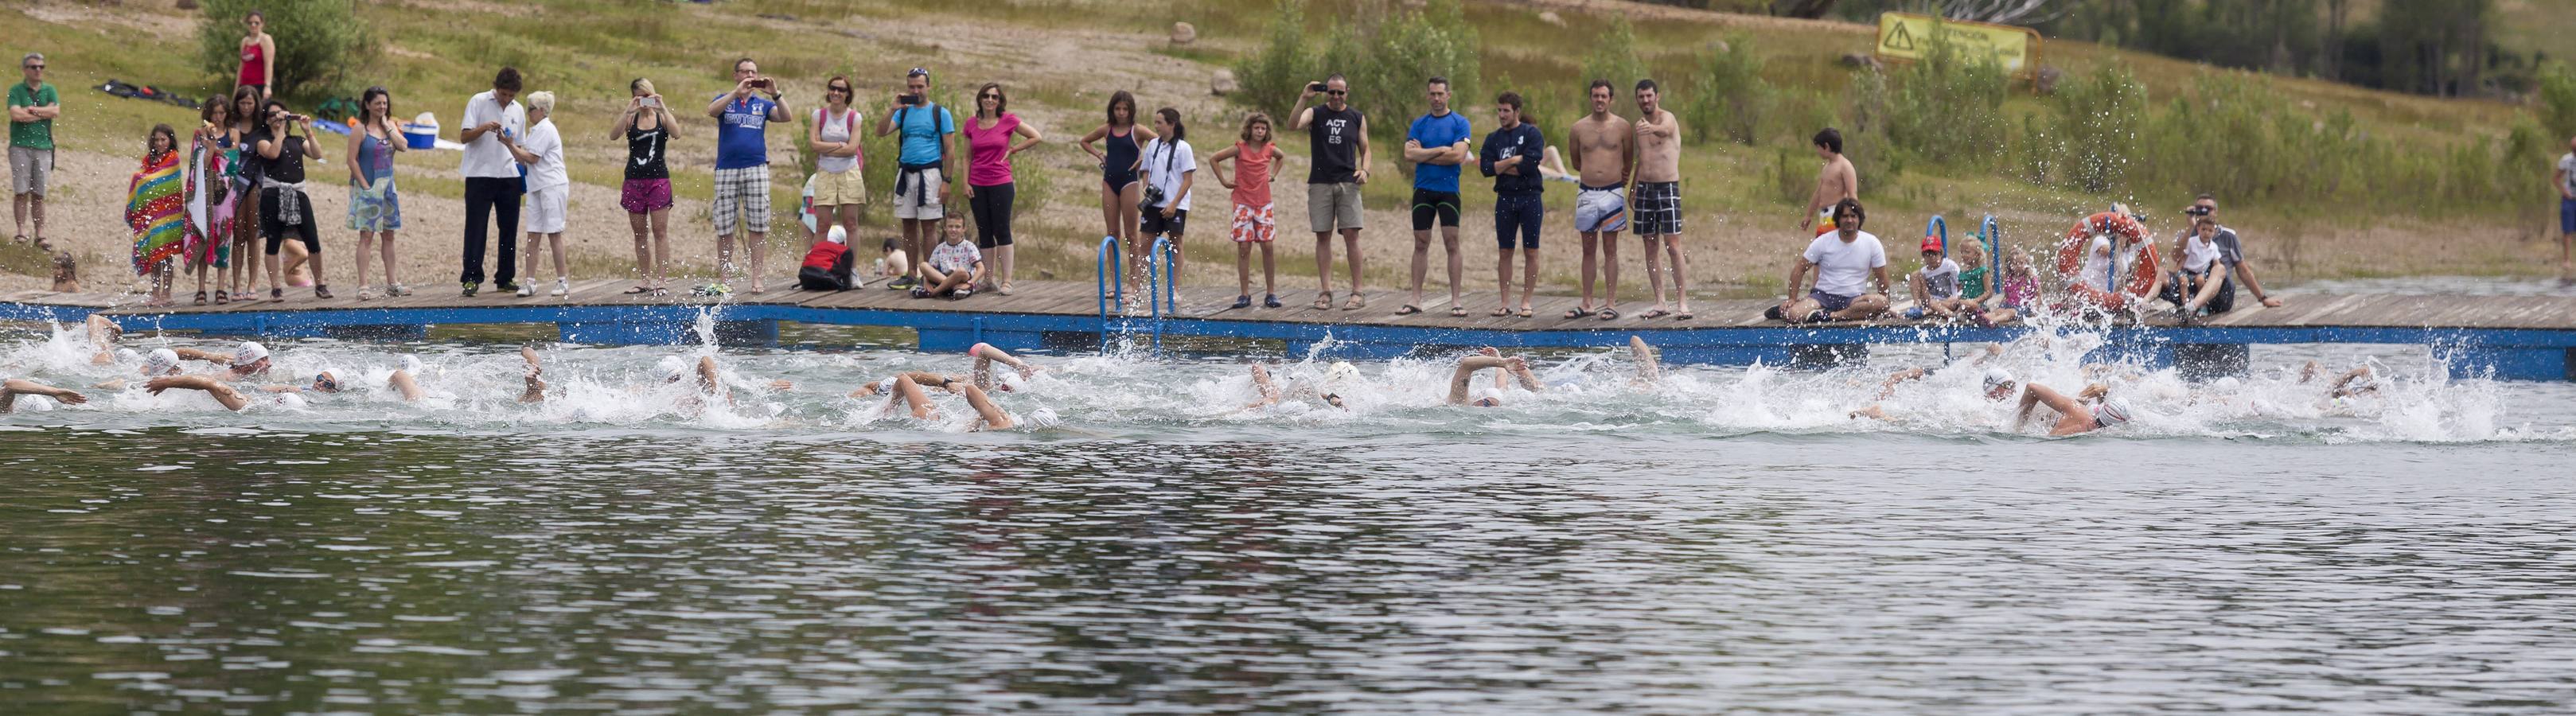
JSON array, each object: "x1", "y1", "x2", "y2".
[{"x1": 2053, "y1": 212, "x2": 2161, "y2": 310}]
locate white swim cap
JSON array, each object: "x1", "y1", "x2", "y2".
[
  {"x1": 1982, "y1": 368, "x2": 2014, "y2": 389},
  {"x1": 2212, "y1": 376, "x2": 2242, "y2": 391},
  {"x1": 232, "y1": 341, "x2": 270, "y2": 365},
  {"x1": 877, "y1": 376, "x2": 898, "y2": 395},
  {"x1": 2093, "y1": 398, "x2": 2134, "y2": 426},
  {"x1": 115, "y1": 348, "x2": 140, "y2": 364},
  {"x1": 657, "y1": 356, "x2": 690, "y2": 381},
  {"x1": 826, "y1": 225, "x2": 848, "y2": 245},
  {"x1": 1324, "y1": 361, "x2": 1360, "y2": 386},
  {"x1": 399, "y1": 354, "x2": 425, "y2": 374},
  {"x1": 1025, "y1": 407, "x2": 1059, "y2": 427},
  {"x1": 142, "y1": 348, "x2": 181, "y2": 376}
]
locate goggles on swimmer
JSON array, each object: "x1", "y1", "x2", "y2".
[{"x1": 312, "y1": 372, "x2": 340, "y2": 393}]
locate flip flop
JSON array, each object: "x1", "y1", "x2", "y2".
[
  {"x1": 1675, "y1": 311, "x2": 1693, "y2": 321},
  {"x1": 1597, "y1": 307, "x2": 1620, "y2": 321},
  {"x1": 1639, "y1": 309, "x2": 1670, "y2": 320},
  {"x1": 1490, "y1": 307, "x2": 1512, "y2": 317},
  {"x1": 623, "y1": 285, "x2": 653, "y2": 294},
  {"x1": 1518, "y1": 307, "x2": 1534, "y2": 318},
  {"x1": 1450, "y1": 305, "x2": 1470, "y2": 317},
  {"x1": 1394, "y1": 305, "x2": 1422, "y2": 316},
  {"x1": 1563, "y1": 306, "x2": 1592, "y2": 320}
]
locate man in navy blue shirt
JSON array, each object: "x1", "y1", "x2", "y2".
[
  {"x1": 1400, "y1": 76, "x2": 1472, "y2": 317},
  {"x1": 1479, "y1": 91, "x2": 1545, "y2": 318}
]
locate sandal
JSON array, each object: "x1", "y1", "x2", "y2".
[
  {"x1": 315, "y1": 285, "x2": 334, "y2": 300},
  {"x1": 998, "y1": 282, "x2": 1014, "y2": 296},
  {"x1": 271, "y1": 287, "x2": 285, "y2": 302},
  {"x1": 1517, "y1": 306, "x2": 1534, "y2": 318},
  {"x1": 1311, "y1": 291, "x2": 1333, "y2": 310},
  {"x1": 1394, "y1": 304, "x2": 1421, "y2": 316},
  {"x1": 1563, "y1": 305, "x2": 1592, "y2": 320},
  {"x1": 1639, "y1": 309, "x2": 1670, "y2": 320},
  {"x1": 1451, "y1": 305, "x2": 1470, "y2": 317},
  {"x1": 357, "y1": 286, "x2": 376, "y2": 302},
  {"x1": 193, "y1": 290, "x2": 208, "y2": 306},
  {"x1": 623, "y1": 285, "x2": 653, "y2": 294},
  {"x1": 1675, "y1": 311, "x2": 1693, "y2": 321},
  {"x1": 9, "y1": 234, "x2": 21, "y2": 243},
  {"x1": 1343, "y1": 293, "x2": 1366, "y2": 311},
  {"x1": 1597, "y1": 307, "x2": 1620, "y2": 321},
  {"x1": 389, "y1": 283, "x2": 410, "y2": 297},
  {"x1": 214, "y1": 290, "x2": 230, "y2": 305},
  {"x1": 1490, "y1": 307, "x2": 1512, "y2": 317}
]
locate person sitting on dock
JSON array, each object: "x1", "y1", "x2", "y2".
[
  {"x1": 1903, "y1": 235, "x2": 1992, "y2": 325},
  {"x1": 1448, "y1": 348, "x2": 1542, "y2": 407},
  {"x1": 2013, "y1": 380, "x2": 2132, "y2": 436},
  {"x1": 876, "y1": 235, "x2": 909, "y2": 283},
  {"x1": 911, "y1": 214, "x2": 984, "y2": 300},
  {"x1": 2, "y1": 375, "x2": 88, "y2": 413},
  {"x1": 1769, "y1": 198, "x2": 1890, "y2": 324},
  {"x1": 2160, "y1": 215, "x2": 2237, "y2": 321},
  {"x1": 2178, "y1": 194, "x2": 2282, "y2": 308},
  {"x1": 797, "y1": 225, "x2": 858, "y2": 291}
]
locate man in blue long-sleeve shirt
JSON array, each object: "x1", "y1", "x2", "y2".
[{"x1": 1479, "y1": 91, "x2": 1545, "y2": 318}]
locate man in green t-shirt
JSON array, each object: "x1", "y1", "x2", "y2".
[{"x1": 9, "y1": 53, "x2": 60, "y2": 247}]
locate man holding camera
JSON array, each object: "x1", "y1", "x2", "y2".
[
  {"x1": 705, "y1": 57, "x2": 790, "y2": 294},
  {"x1": 458, "y1": 67, "x2": 527, "y2": 296},
  {"x1": 874, "y1": 68, "x2": 955, "y2": 290},
  {"x1": 1292, "y1": 74, "x2": 1371, "y2": 311},
  {"x1": 2175, "y1": 193, "x2": 2283, "y2": 310}
]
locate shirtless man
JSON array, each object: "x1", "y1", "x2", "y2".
[
  {"x1": 306, "y1": 366, "x2": 427, "y2": 402},
  {"x1": 1800, "y1": 128, "x2": 1857, "y2": 235},
  {"x1": 1, "y1": 375, "x2": 87, "y2": 413},
  {"x1": 1565, "y1": 80, "x2": 1633, "y2": 320},
  {"x1": 2014, "y1": 380, "x2": 2131, "y2": 435},
  {"x1": 1447, "y1": 348, "x2": 1543, "y2": 407},
  {"x1": 1628, "y1": 80, "x2": 1689, "y2": 321},
  {"x1": 142, "y1": 374, "x2": 304, "y2": 411}
]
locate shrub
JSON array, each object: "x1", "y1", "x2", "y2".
[
  {"x1": 2046, "y1": 64, "x2": 2149, "y2": 193},
  {"x1": 1230, "y1": 1, "x2": 1318, "y2": 121},
  {"x1": 195, "y1": 0, "x2": 372, "y2": 98},
  {"x1": 2539, "y1": 61, "x2": 2576, "y2": 145},
  {"x1": 1688, "y1": 33, "x2": 1768, "y2": 146},
  {"x1": 1233, "y1": 0, "x2": 1480, "y2": 153},
  {"x1": 1581, "y1": 18, "x2": 1649, "y2": 97},
  {"x1": 1882, "y1": 27, "x2": 2009, "y2": 169}
]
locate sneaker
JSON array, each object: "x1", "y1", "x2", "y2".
[
  {"x1": 550, "y1": 278, "x2": 569, "y2": 297},
  {"x1": 1263, "y1": 294, "x2": 1283, "y2": 308},
  {"x1": 887, "y1": 276, "x2": 916, "y2": 290},
  {"x1": 388, "y1": 283, "x2": 409, "y2": 298},
  {"x1": 462, "y1": 282, "x2": 480, "y2": 297},
  {"x1": 910, "y1": 286, "x2": 932, "y2": 299},
  {"x1": 953, "y1": 286, "x2": 975, "y2": 300},
  {"x1": 1232, "y1": 295, "x2": 1253, "y2": 309},
  {"x1": 1763, "y1": 305, "x2": 1785, "y2": 321},
  {"x1": 516, "y1": 282, "x2": 535, "y2": 298},
  {"x1": 693, "y1": 282, "x2": 732, "y2": 298}
]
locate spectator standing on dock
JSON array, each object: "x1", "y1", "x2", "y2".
[
  {"x1": 458, "y1": 67, "x2": 526, "y2": 297},
  {"x1": 11, "y1": 53, "x2": 60, "y2": 251},
  {"x1": 874, "y1": 67, "x2": 953, "y2": 293},
  {"x1": 961, "y1": 83, "x2": 1041, "y2": 294},
  {"x1": 1136, "y1": 107, "x2": 1198, "y2": 295},
  {"x1": 251, "y1": 99, "x2": 329, "y2": 301},
  {"x1": 1631, "y1": 79, "x2": 1689, "y2": 321},
  {"x1": 808, "y1": 76, "x2": 865, "y2": 275},
  {"x1": 345, "y1": 87, "x2": 405, "y2": 301},
  {"x1": 1567, "y1": 80, "x2": 1633, "y2": 320},
  {"x1": 1479, "y1": 91, "x2": 1545, "y2": 319},
  {"x1": 614, "y1": 78, "x2": 677, "y2": 296},
  {"x1": 2555, "y1": 135, "x2": 2575, "y2": 280},
  {"x1": 1292, "y1": 74, "x2": 1372, "y2": 311},
  {"x1": 236, "y1": 11, "x2": 275, "y2": 100},
  {"x1": 2178, "y1": 193, "x2": 2283, "y2": 308},
  {"x1": 1801, "y1": 128, "x2": 1856, "y2": 235},
  {"x1": 707, "y1": 57, "x2": 789, "y2": 294},
  {"x1": 224, "y1": 87, "x2": 263, "y2": 303},
  {"x1": 1080, "y1": 91, "x2": 1153, "y2": 299},
  {"x1": 1398, "y1": 76, "x2": 1471, "y2": 318},
  {"x1": 502, "y1": 91, "x2": 569, "y2": 298},
  {"x1": 1209, "y1": 112, "x2": 1286, "y2": 309},
  {"x1": 1770, "y1": 197, "x2": 1888, "y2": 324}
]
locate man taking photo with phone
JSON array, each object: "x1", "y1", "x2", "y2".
[
  {"x1": 874, "y1": 67, "x2": 955, "y2": 290},
  {"x1": 704, "y1": 57, "x2": 789, "y2": 294}
]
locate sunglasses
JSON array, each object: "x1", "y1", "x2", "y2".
[
  {"x1": 828, "y1": 85, "x2": 851, "y2": 93},
  {"x1": 980, "y1": 93, "x2": 1000, "y2": 99},
  {"x1": 22, "y1": 64, "x2": 41, "y2": 70},
  {"x1": 2186, "y1": 207, "x2": 2213, "y2": 215},
  {"x1": 1327, "y1": 90, "x2": 1346, "y2": 96}
]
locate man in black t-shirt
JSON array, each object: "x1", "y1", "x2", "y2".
[{"x1": 1291, "y1": 74, "x2": 1373, "y2": 311}]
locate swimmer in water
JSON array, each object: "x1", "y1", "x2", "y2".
[
  {"x1": 2013, "y1": 380, "x2": 2130, "y2": 435},
  {"x1": 2299, "y1": 360, "x2": 2382, "y2": 399},
  {"x1": 1628, "y1": 336, "x2": 1661, "y2": 386},
  {"x1": 2, "y1": 375, "x2": 89, "y2": 413},
  {"x1": 142, "y1": 373, "x2": 302, "y2": 411},
  {"x1": 1850, "y1": 366, "x2": 2019, "y2": 422},
  {"x1": 92, "y1": 347, "x2": 240, "y2": 391},
  {"x1": 1448, "y1": 348, "x2": 1542, "y2": 407},
  {"x1": 1240, "y1": 363, "x2": 1346, "y2": 411},
  {"x1": 224, "y1": 341, "x2": 273, "y2": 379},
  {"x1": 867, "y1": 373, "x2": 1019, "y2": 430},
  {"x1": 306, "y1": 361, "x2": 427, "y2": 403},
  {"x1": 84, "y1": 315, "x2": 122, "y2": 365},
  {"x1": 968, "y1": 342, "x2": 1041, "y2": 391},
  {"x1": 518, "y1": 346, "x2": 547, "y2": 403},
  {"x1": 662, "y1": 355, "x2": 793, "y2": 414}
]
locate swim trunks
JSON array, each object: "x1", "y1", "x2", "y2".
[
  {"x1": 1631, "y1": 181, "x2": 1680, "y2": 235},
  {"x1": 1575, "y1": 184, "x2": 1626, "y2": 233}
]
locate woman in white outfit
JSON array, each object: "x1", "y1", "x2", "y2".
[{"x1": 504, "y1": 91, "x2": 571, "y2": 297}]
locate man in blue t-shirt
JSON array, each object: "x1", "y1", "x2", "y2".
[
  {"x1": 1398, "y1": 76, "x2": 1472, "y2": 317},
  {"x1": 702, "y1": 56, "x2": 789, "y2": 294},
  {"x1": 871, "y1": 67, "x2": 955, "y2": 290}
]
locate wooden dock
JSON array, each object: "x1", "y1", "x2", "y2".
[{"x1": 7, "y1": 278, "x2": 2574, "y2": 380}]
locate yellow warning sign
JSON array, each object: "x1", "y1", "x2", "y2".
[{"x1": 1875, "y1": 12, "x2": 2041, "y2": 80}]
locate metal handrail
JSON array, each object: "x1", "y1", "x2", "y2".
[
  {"x1": 1146, "y1": 235, "x2": 1179, "y2": 320},
  {"x1": 1096, "y1": 234, "x2": 1124, "y2": 321},
  {"x1": 1925, "y1": 215, "x2": 1947, "y2": 252}
]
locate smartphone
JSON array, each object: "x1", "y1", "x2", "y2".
[
  {"x1": 639, "y1": 97, "x2": 661, "y2": 109},
  {"x1": 749, "y1": 78, "x2": 773, "y2": 90},
  {"x1": 1307, "y1": 82, "x2": 1327, "y2": 92},
  {"x1": 899, "y1": 94, "x2": 923, "y2": 107}
]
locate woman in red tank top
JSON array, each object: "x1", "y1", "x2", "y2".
[{"x1": 236, "y1": 11, "x2": 274, "y2": 99}]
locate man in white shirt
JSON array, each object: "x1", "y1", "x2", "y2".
[
  {"x1": 1771, "y1": 197, "x2": 1890, "y2": 324},
  {"x1": 2555, "y1": 135, "x2": 2575, "y2": 280},
  {"x1": 458, "y1": 67, "x2": 528, "y2": 297}
]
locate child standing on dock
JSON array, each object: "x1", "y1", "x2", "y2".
[
  {"x1": 1208, "y1": 112, "x2": 1284, "y2": 309},
  {"x1": 1136, "y1": 107, "x2": 1196, "y2": 302}
]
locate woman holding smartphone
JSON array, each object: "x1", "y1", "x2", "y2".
[{"x1": 614, "y1": 78, "x2": 677, "y2": 295}]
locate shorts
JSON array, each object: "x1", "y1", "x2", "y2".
[
  {"x1": 2561, "y1": 197, "x2": 2576, "y2": 234},
  {"x1": 2160, "y1": 270, "x2": 2237, "y2": 314},
  {"x1": 1575, "y1": 184, "x2": 1627, "y2": 233},
  {"x1": 894, "y1": 166, "x2": 945, "y2": 220},
  {"x1": 1409, "y1": 189, "x2": 1460, "y2": 231},
  {"x1": 1230, "y1": 203, "x2": 1275, "y2": 243},
  {"x1": 711, "y1": 166, "x2": 771, "y2": 235},
  {"x1": 1809, "y1": 289, "x2": 1856, "y2": 313},
  {"x1": 1307, "y1": 182, "x2": 1362, "y2": 232},
  {"x1": 1143, "y1": 208, "x2": 1188, "y2": 236},
  {"x1": 813, "y1": 168, "x2": 867, "y2": 207},
  {"x1": 620, "y1": 178, "x2": 672, "y2": 214},
  {"x1": 1495, "y1": 193, "x2": 1543, "y2": 250},
  {"x1": 346, "y1": 177, "x2": 403, "y2": 232},
  {"x1": 259, "y1": 188, "x2": 320, "y2": 256},
  {"x1": 9, "y1": 146, "x2": 53, "y2": 197},
  {"x1": 524, "y1": 184, "x2": 568, "y2": 235},
  {"x1": 1815, "y1": 207, "x2": 1837, "y2": 235},
  {"x1": 1632, "y1": 181, "x2": 1681, "y2": 236}
]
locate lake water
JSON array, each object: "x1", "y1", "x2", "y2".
[{"x1": 3, "y1": 319, "x2": 2571, "y2": 714}]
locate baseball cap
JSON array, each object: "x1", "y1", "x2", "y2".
[
  {"x1": 827, "y1": 225, "x2": 848, "y2": 245},
  {"x1": 1920, "y1": 236, "x2": 1943, "y2": 254}
]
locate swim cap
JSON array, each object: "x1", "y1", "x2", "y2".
[
  {"x1": 399, "y1": 354, "x2": 425, "y2": 374},
  {"x1": 877, "y1": 376, "x2": 898, "y2": 395},
  {"x1": 142, "y1": 348, "x2": 181, "y2": 376},
  {"x1": 2092, "y1": 398, "x2": 2134, "y2": 426},
  {"x1": 2212, "y1": 376, "x2": 2242, "y2": 391},
  {"x1": 1982, "y1": 368, "x2": 2013, "y2": 389},
  {"x1": 1324, "y1": 361, "x2": 1360, "y2": 386},
  {"x1": 232, "y1": 341, "x2": 270, "y2": 365},
  {"x1": 657, "y1": 356, "x2": 689, "y2": 381},
  {"x1": 826, "y1": 225, "x2": 848, "y2": 245},
  {"x1": 115, "y1": 348, "x2": 140, "y2": 364}
]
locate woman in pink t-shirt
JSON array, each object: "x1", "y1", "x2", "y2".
[
  {"x1": 958, "y1": 83, "x2": 1044, "y2": 294},
  {"x1": 1207, "y1": 113, "x2": 1287, "y2": 309}
]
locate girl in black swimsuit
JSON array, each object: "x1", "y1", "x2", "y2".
[{"x1": 1080, "y1": 91, "x2": 1157, "y2": 303}]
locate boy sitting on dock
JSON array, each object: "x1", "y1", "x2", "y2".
[{"x1": 912, "y1": 214, "x2": 984, "y2": 300}]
